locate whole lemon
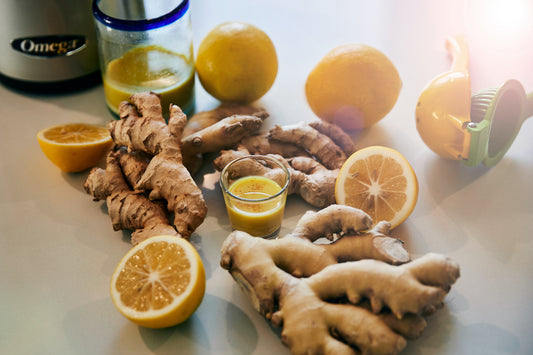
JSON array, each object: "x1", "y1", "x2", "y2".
[
  {"x1": 196, "y1": 22, "x2": 278, "y2": 103},
  {"x1": 305, "y1": 44, "x2": 402, "y2": 131}
]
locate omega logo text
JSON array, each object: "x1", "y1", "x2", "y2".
[{"x1": 11, "y1": 35, "x2": 87, "y2": 58}]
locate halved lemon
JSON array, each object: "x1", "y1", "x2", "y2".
[
  {"x1": 335, "y1": 146, "x2": 418, "y2": 229},
  {"x1": 110, "y1": 235, "x2": 206, "y2": 329},
  {"x1": 36, "y1": 123, "x2": 112, "y2": 172}
]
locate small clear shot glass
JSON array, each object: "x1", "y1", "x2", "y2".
[
  {"x1": 219, "y1": 155, "x2": 290, "y2": 238},
  {"x1": 92, "y1": 0, "x2": 195, "y2": 116}
]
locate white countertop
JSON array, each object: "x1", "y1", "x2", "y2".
[{"x1": 1, "y1": 1, "x2": 533, "y2": 354}]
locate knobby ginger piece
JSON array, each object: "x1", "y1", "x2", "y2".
[
  {"x1": 115, "y1": 146, "x2": 151, "y2": 188},
  {"x1": 240, "y1": 132, "x2": 310, "y2": 158},
  {"x1": 214, "y1": 120, "x2": 356, "y2": 207},
  {"x1": 288, "y1": 204, "x2": 374, "y2": 241},
  {"x1": 214, "y1": 148, "x2": 338, "y2": 208},
  {"x1": 104, "y1": 92, "x2": 207, "y2": 239},
  {"x1": 220, "y1": 205, "x2": 460, "y2": 355},
  {"x1": 309, "y1": 120, "x2": 357, "y2": 156},
  {"x1": 288, "y1": 205, "x2": 410, "y2": 265},
  {"x1": 84, "y1": 149, "x2": 179, "y2": 245},
  {"x1": 268, "y1": 121, "x2": 347, "y2": 169},
  {"x1": 183, "y1": 102, "x2": 268, "y2": 137},
  {"x1": 179, "y1": 104, "x2": 269, "y2": 173},
  {"x1": 181, "y1": 114, "x2": 265, "y2": 155}
]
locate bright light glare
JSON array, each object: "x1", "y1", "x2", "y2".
[
  {"x1": 467, "y1": 0, "x2": 533, "y2": 47},
  {"x1": 485, "y1": 0, "x2": 529, "y2": 33}
]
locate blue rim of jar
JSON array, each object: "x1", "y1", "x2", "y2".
[{"x1": 92, "y1": 0, "x2": 189, "y2": 31}]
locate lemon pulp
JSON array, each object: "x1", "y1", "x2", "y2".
[{"x1": 103, "y1": 45, "x2": 195, "y2": 116}]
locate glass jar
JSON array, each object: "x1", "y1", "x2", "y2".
[{"x1": 93, "y1": 0, "x2": 195, "y2": 116}]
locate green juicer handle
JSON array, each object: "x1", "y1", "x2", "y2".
[
  {"x1": 466, "y1": 80, "x2": 531, "y2": 167},
  {"x1": 525, "y1": 91, "x2": 533, "y2": 120}
]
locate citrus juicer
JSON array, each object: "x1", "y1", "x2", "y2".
[{"x1": 415, "y1": 35, "x2": 533, "y2": 167}]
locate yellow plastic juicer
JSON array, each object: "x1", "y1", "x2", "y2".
[{"x1": 416, "y1": 35, "x2": 533, "y2": 167}]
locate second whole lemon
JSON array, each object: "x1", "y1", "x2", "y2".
[
  {"x1": 195, "y1": 22, "x2": 278, "y2": 103},
  {"x1": 305, "y1": 44, "x2": 402, "y2": 131}
]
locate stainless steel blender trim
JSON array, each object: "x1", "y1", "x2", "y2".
[{"x1": 0, "y1": 0, "x2": 100, "y2": 91}]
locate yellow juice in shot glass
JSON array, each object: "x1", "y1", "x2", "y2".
[{"x1": 220, "y1": 156, "x2": 290, "y2": 238}]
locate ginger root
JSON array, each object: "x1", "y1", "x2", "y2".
[
  {"x1": 180, "y1": 105, "x2": 268, "y2": 174},
  {"x1": 268, "y1": 121, "x2": 348, "y2": 169},
  {"x1": 308, "y1": 120, "x2": 356, "y2": 156},
  {"x1": 214, "y1": 120, "x2": 356, "y2": 207},
  {"x1": 85, "y1": 92, "x2": 207, "y2": 241},
  {"x1": 181, "y1": 114, "x2": 265, "y2": 155},
  {"x1": 220, "y1": 205, "x2": 460, "y2": 355},
  {"x1": 214, "y1": 147, "x2": 339, "y2": 207},
  {"x1": 183, "y1": 102, "x2": 268, "y2": 137},
  {"x1": 85, "y1": 93, "x2": 272, "y2": 242},
  {"x1": 240, "y1": 132, "x2": 310, "y2": 158},
  {"x1": 84, "y1": 148, "x2": 179, "y2": 245},
  {"x1": 285, "y1": 156, "x2": 339, "y2": 207}
]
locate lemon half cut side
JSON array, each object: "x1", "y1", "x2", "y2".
[
  {"x1": 335, "y1": 146, "x2": 418, "y2": 229},
  {"x1": 110, "y1": 235, "x2": 206, "y2": 329},
  {"x1": 36, "y1": 123, "x2": 112, "y2": 172}
]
